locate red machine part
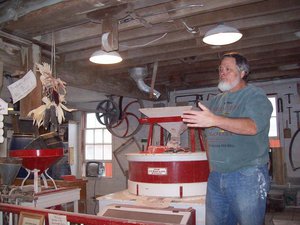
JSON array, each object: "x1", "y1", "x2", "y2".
[
  {"x1": 107, "y1": 99, "x2": 144, "y2": 138},
  {"x1": 9, "y1": 148, "x2": 63, "y2": 173},
  {"x1": 139, "y1": 116, "x2": 205, "y2": 152},
  {"x1": 128, "y1": 160, "x2": 209, "y2": 183}
]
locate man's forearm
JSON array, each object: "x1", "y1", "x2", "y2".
[{"x1": 214, "y1": 116, "x2": 257, "y2": 135}]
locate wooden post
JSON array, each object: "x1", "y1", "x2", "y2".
[
  {"x1": 101, "y1": 16, "x2": 119, "y2": 51},
  {"x1": 19, "y1": 44, "x2": 42, "y2": 119},
  {"x1": 271, "y1": 147, "x2": 286, "y2": 185}
]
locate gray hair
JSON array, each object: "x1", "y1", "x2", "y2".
[{"x1": 221, "y1": 52, "x2": 250, "y2": 81}]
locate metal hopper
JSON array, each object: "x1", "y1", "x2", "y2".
[
  {"x1": 9, "y1": 148, "x2": 64, "y2": 193},
  {"x1": 0, "y1": 157, "x2": 23, "y2": 186},
  {"x1": 139, "y1": 106, "x2": 193, "y2": 149},
  {"x1": 9, "y1": 148, "x2": 63, "y2": 174}
]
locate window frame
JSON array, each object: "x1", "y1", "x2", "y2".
[{"x1": 83, "y1": 112, "x2": 113, "y2": 178}]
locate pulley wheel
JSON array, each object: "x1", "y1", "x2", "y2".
[
  {"x1": 95, "y1": 99, "x2": 120, "y2": 126},
  {"x1": 107, "y1": 99, "x2": 143, "y2": 138}
]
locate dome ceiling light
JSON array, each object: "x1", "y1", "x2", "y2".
[{"x1": 203, "y1": 24, "x2": 242, "y2": 46}]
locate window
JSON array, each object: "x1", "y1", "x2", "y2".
[
  {"x1": 268, "y1": 96, "x2": 278, "y2": 138},
  {"x1": 84, "y1": 113, "x2": 112, "y2": 177}
]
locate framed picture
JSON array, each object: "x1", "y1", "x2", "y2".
[{"x1": 18, "y1": 212, "x2": 45, "y2": 225}]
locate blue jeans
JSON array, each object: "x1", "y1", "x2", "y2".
[{"x1": 205, "y1": 165, "x2": 270, "y2": 225}]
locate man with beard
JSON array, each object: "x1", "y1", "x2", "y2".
[{"x1": 182, "y1": 52, "x2": 272, "y2": 225}]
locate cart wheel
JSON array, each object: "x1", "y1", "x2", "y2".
[
  {"x1": 95, "y1": 99, "x2": 120, "y2": 126},
  {"x1": 107, "y1": 99, "x2": 143, "y2": 138}
]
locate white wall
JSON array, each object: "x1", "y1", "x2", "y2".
[{"x1": 256, "y1": 79, "x2": 300, "y2": 181}]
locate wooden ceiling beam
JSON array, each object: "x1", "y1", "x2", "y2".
[
  {"x1": 35, "y1": 0, "x2": 264, "y2": 45},
  {"x1": 105, "y1": 39, "x2": 300, "y2": 88},
  {"x1": 121, "y1": 21, "x2": 300, "y2": 60},
  {"x1": 56, "y1": 62, "x2": 155, "y2": 100},
  {"x1": 63, "y1": 35, "x2": 300, "y2": 86},
  {"x1": 119, "y1": 0, "x2": 299, "y2": 41},
  {"x1": 171, "y1": 69, "x2": 300, "y2": 91},
  {"x1": 62, "y1": 9, "x2": 300, "y2": 63},
  {"x1": 154, "y1": 54, "x2": 300, "y2": 87},
  {"x1": 90, "y1": 31, "x2": 300, "y2": 74},
  {"x1": 1, "y1": 0, "x2": 300, "y2": 98},
  {"x1": 2, "y1": 0, "x2": 135, "y2": 35},
  {"x1": 69, "y1": 33, "x2": 300, "y2": 87},
  {"x1": 0, "y1": 0, "x2": 66, "y2": 24},
  {"x1": 35, "y1": 0, "x2": 298, "y2": 48},
  {"x1": 153, "y1": 43, "x2": 300, "y2": 77}
]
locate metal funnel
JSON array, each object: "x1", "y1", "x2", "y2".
[
  {"x1": 139, "y1": 106, "x2": 193, "y2": 137},
  {"x1": 0, "y1": 157, "x2": 23, "y2": 186}
]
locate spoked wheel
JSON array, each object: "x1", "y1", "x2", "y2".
[
  {"x1": 107, "y1": 99, "x2": 144, "y2": 138},
  {"x1": 95, "y1": 99, "x2": 120, "y2": 126}
]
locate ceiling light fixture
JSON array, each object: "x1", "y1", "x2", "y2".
[
  {"x1": 89, "y1": 27, "x2": 123, "y2": 64},
  {"x1": 89, "y1": 50, "x2": 122, "y2": 64},
  {"x1": 203, "y1": 24, "x2": 242, "y2": 46}
]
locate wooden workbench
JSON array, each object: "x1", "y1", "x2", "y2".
[{"x1": 14, "y1": 178, "x2": 87, "y2": 213}]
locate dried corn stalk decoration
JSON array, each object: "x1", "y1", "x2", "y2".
[{"x1": 27, "y1": 62, "x2": 76, "y2": 130}]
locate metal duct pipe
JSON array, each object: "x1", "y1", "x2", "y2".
[{"x1": 129, "y1": 67, "x2": 161, "y2": 99}]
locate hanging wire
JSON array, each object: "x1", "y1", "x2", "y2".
[
  {"x1": 120, "y1": 33, "x2": 168, "y2": 49},
  {"x1": 51, "y1": 32, "x2": 56, "y2": 78}
]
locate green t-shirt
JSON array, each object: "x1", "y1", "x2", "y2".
[{"x1": 205, "y1": 84, "x2": 273, "y2": 172}]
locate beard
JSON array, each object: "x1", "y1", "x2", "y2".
[{"x1": 218, "y1": 75, "x2": 241, "y2": 92}]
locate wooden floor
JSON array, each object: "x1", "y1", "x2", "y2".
[{"x1": 265, "y1": 207, "x2": 300, "y2": 225}]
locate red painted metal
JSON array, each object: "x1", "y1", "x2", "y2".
[
  {"x1": 198, "y1": 129, "x2": 206, "y2": 151},
  {"x1": 9, "y1": 148, "x2": 63, "y2": 173},
  {"x1": 128, "y1": 160, "x2": 209, "y2": 183},
  {"x1": 140, "y1": 116, "x2": 184, "y2": 151},
  {"x1": 139, "y1": 116, "x2": 182, "y2": 124},
  {"x1": 160, "y1": 126, "x2": 164, "y2": 146},
  {"x1": 190, "y1": 128, "x2": 195, "y2": 152},
  {"x1": 0, "y1": 203, "x2": 195, "y2": 225},
  {"x1": 138, "y1": 116, "x2": 206, "y2": 152}
]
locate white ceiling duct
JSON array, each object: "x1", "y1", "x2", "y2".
[{"x1": 129, "y1": 67, "x2": 160, "y2": 99}]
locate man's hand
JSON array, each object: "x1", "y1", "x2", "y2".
[
  {"x1": 182, "y1": 102, "x2": 217, "y2": 128},
  {"x1": 182, "y1": 102, "x2": 257, "y2": 135}
]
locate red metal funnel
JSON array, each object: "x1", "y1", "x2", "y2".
[{"x1": 9, "y1": 148, "x2": 63, "y2": 173}]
